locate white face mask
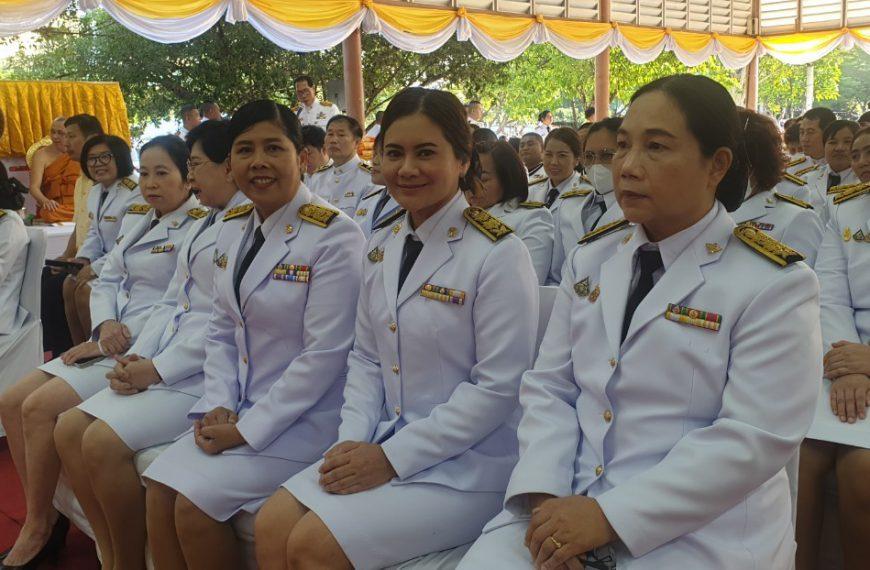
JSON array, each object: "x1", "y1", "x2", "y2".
[{"x1": 588, "y1": 164, "x2": 615, "y2": 195}]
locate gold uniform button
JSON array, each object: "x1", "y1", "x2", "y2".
[
  {"x1": 609, "y1": 358, "x2": 617, "y2": 368},
  {"x1": 389, "y1": 322, "x2": 397, "y2": 333},
  {"x1": 603, "y1": 410, "x2": 613, "y2": 422},
  {"x1": 242, "y1": 356, "x2": 248, "y2": 364},
  {"x1": 391, "y1": 365, "x2": 400, "y2": 374},
  {"x1": 183, "y1": 303, "x2": 190, "y2": 311},
  {"x1": 595, "y1": 465, "x2": 604, "y2": 476},
  {"x1": 394, "y1": 406, "x2": 401, "y2": 415}
]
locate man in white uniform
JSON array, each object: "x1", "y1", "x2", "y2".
[{"x1": 293, "y1": 75, "x2": 339, "y2": 129}]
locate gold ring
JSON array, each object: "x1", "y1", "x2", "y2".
[{"x1": 548, "y1": 536, "x2": 563, "y2": 549}]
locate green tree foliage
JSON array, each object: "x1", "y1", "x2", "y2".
[{"x1": 758, "y1": 50, "x2": 844, "y2": 119}]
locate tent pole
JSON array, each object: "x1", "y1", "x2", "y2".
[
  {"x1": 342, "y1": 28, "x2": 366, "y2": 123},
  {"x1": 594, "y1": 0, "x2": 611, "y2": 121}
]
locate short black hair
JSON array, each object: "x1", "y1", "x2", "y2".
[
  {"x1": 475, "y1": 140, "x2": 529, "y2": 202},
  {"x1": 538, "y1": 110, "x2": 552, "y2": 122},
  {"x1": 140, "y1": 135, "x2": 190, "y2": 181},
  {"x1": 587, "y1": 117, "x2": 623, "y2": 138},
  {"x1": 185, "y1": 120, "x2": 232, "y2": 163},
  {"x1": 472, "y1": 128, "x2": 498, "y2": 145},
  {"x1": 521, "y1": 132, "x2": 544, "y2": 145},
  {"x1": 80, "y1": 134, "x2": 135, "y2": 182},
  {"x1": 64, "y1": 114, "x2": 103, "y2": 138},
  {"x1": 200, "y1": 101, "x2": 219, "y2": 115},
  {"x1": 302, "y1": 125, "x2": 326, "y2": 150},
  {"x1": 508, "y1": 136, "x2": 520, "y2": 153},
  {"x1": 802, "y1": 107, "x2": 836, "y2": 130},
  {"x1": 294, "y1": 75, "x2": 314, "y2": 88},
  {"x1": 584, "y1": 107, "x2": 595, "y2": 119},
  {"x1": 860, "y1": 111, "x2": 870, "y2": 124},
  {"x1": 326, "y1": 115, "x2": 363, "y2": 140},
  {"x1": 180, "y1": 104, "x2": 200, "y2": 118},
  {"x1": 823, "y1": 119, "x2": 859, "y2": 144},
  {"x1": 784, "y1": 123, "x2": 800, "y2": 144},
  {"x1": 229, "y1": 99, "x2": 303, "y2": 153},
  {"x1": 545, "y1": 127, "x2": 582, "y2": 158}
]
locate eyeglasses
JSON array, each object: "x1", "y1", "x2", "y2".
[
  {"x1": 86, "y1": 152, "x2": 114, "y2": 167},
  {"x1": 187, "y1": 160, "x2": 208, "y2": 172},
  {"x1": 583, "y1": 150, "x2": 616, "y2": 165}
]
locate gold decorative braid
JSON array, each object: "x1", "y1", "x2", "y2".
[
  {"x1": 463, "y1": 207, "x2": 514, "y2": 242},
  {"x1": 733, "y1": 223, "x2": 805, "y2": 266},
  {"x1": 298, "y1": 204, "x2": 339, "y2": 228},
  {"x1": 577, "y1": 218, "x2": 630, "y2": 245}
]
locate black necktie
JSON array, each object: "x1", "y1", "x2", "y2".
[
  {"x1": 398, "y1": 235, "x2": 424, "y2": 293},
  {"x1": 621, "y1": 248, "x2": 663, "y2": 343},
  {"x1": 97, "y1": 190, "x2": 109, "y2": 216},
  {"x1": 371, "y1": 190, "x2": 391, "y2": 224},
  {"x1": 148, "y1": 218, "x2": 160, "y2": 231},
  {"x1": 545, "y1": 184, "x2": 560, "y2": 208},
  {"x1": 234, "y1": 227, "x2": 265, "y2": 304},
  {"x1": 827, "y1": 173, "x2": 841, "y2": 191}
]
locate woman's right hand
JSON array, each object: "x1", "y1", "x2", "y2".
[
  {"x1": 41, "y1": 199, "x2": 60, "y2": 212},
  {"x1": 97, "y1": 320, "x2": 131, "y2": 355},
  {"x1": 829, "y1": 373, "x2": 870, "y2": 423},
  {"x1": 60, "y1": 341, "x2": 102, "y2": 365}
]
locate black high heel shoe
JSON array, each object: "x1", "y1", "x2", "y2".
[{"x1": 0, "y1": 514, "x2": 69, "y2": 569}]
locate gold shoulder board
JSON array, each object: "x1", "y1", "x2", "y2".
[
  {"x1": 127, "y1": 204, "x2": 152, "y2": 215},
  {"x1": 561, "y1": 189, "x2": 592, "y2": 199},
  {"x1": 358, "y1": 162, "x2": 373, "y2": 173},
  {"x1": 315, "y1": 163, "x2": 333, "y2": 174},
  {"x1": 0, "y1": 210, "x2": 7, "y2": 218},
  {"x1": 795, "y1": 164, "x2": 819, "y2": 177},
  {"x1": 528, "y1": 175, "x2": 548, "y2": 186},
  {"x1": 187, "y1": 207, "x2": 209, "y2": 219},
  {"x1": 463, "y1": 207, "x2": 514, "y2": 242},
  {"x1": 299, "y1": 204, "x2": 339, "y2": 228},
  {"x1": 362, "y1": 187, "x2": 385, "y2": 201},
  {"x1": 223, "y1": 203, "x2": 254, "y2": 221},
  {"x1": 291, "y1": 104, "x2": 301, "y2": 113},
  {"x1": 372, "y1": 208, "x2": 406, "y2": 232},
  {"x1": 773, "y1": 192, "x2": 813, "y2": 209},
  {"x1": 578, "y1": 218, "x2": 630, "y2": 245},
  {"x1": 782, "y1": 173, "x2": 807, "y2": 186},
  {"x1": 121, "y1": 177, "x2": 138, "y2": 190},
  {"x1": 833, "y1": 183, "x2": 870, "y2": 205},
  {"x1": 828, "y1": 182, "x2": 863, "y2": 195},
  {"x1": 322, "y1": 100, "x2": 334, "y2": 107},
  {"x1": 733, "y1": 223, "x2": 805, "y2": 267},
  {"x1": 787, "y1": 156, "x2": 807, "y2": 168},
  {"x1": 518, "y1": 201, "x2": 546, "y2": 209}
]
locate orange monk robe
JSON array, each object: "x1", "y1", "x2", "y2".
[{"x1": 37, "y1": 154, "x2": 80, "y2": 222}]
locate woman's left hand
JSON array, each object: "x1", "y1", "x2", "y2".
[
  {"x1": 60, "y1": 341, "x2": 102, "y2": 365},
  {"x1": 194, "y1": 421, "x2": 246, "y2": 455},
  {"x1": 318, "y1": 441, "x2": 397, "y2": 495},
  {"x1": 824, "y1": 341, "x2": 870, "y2": 379},
  {"x1": 525, "y1": 495, "x2": 617, "y2": 570}
]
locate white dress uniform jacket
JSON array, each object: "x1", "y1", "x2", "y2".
[
  {"x1": 295, "y1": 99, "x2": 339, "y2": 128},
  {"x1": 526, "y1": 163, "x2": 544, "y2": 180},
  {"x1": 806, "y1": 183, "x2": 870, "y2": 447},
  {"x1": 0, "y1": 209, "x2": 29, "y2": 335},
  {"x1": 76, "y1": 175, "x2": 142, "y2": 275},
  {"x1": 352, "y1": 187, "x2": 401, "y2": 238},
  {"x1": 487, "y1": 198, "x2": 554, "y2": 285},
  {"x1": 730, "y1": 189, "x2": 824, "y2": 267},
  {"x1": 549, "y1": 187, "x2": 623, "y2": 284},
  {"x1": 467, "y1": 203, "x2": 821, "y2": 569},
  {"x1": 307, "y1": 155, "x2": 377, "y2": 217},
  {"x1": 785, "y1": 154, "x2": 824, "y2": 176},
  {"x1": 805, "y1": 166, "x2": 860, "y2": 225},
  {"x1": 526, "y1": 171, "x2": 591, "y2": 219}
]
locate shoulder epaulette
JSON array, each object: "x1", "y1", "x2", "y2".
[
  {"x1": 833, "y1": 183, "x2": 870, "y2": 205},
  {"x1": 782, "y1": 172, "x2": 807, "y2": 186},
  {"x1": 223, "y1": 203, "x2": 254, "y2": 221},
  {"x1": 787, "y1": 156, "x2": 807, "y2": 168},
  {"x1": 463, "y1": 207, "x2": 514, "y2": 242},
  {"x1": 795, "y1": 164, "x2": 819, "y2": 177},
  {"x1": 372, "y1": 208, "x2": 406, "y2": 232},
  {"x1": 773, "y1": 192, "x2": 813, "y2": 209},
  {"x1": 362, "y1": 187, "x2": 385, "y2": 201},
  {"x1": 829, "y1": 182, "x2": 863, "y2": 195},
  {"x1": 0, "y1": 210, "x2": 6, "y2": 218},
  {"x1": 733, "y1": 223, "x2": 805, "y2": 266},
  {"x1": 518, "y1": 201, "x2": 546, "y2": 209},
  {"x1": 358, "y1": 162, "x2": 372, "y2": 173},
  {"x1": 315, "y1": 163, "x2": 333, "y2": 174},
  {"x1": 322, "y1": 100, "x2": 334, "y2": 107},
  {"x1": 578, "y1": 219, "x2": 630, "y2": 245},
  {"x1": 560, "y1": 189, "x2": 592, "y2": 199},
  {"x1": 291, "y1": 104, "x2": 301, "y2": 113},
  {"x1": 127, "y1": 204, "x2": 152, "y2": 215},
  {"x1": 528, "y1": 175, "x2": 547, "y2": 186},
  {"x1": 120, "y1": 177, "x2": 138, "y2": 190},
  {"x1": 187, "y1": 207, "x2": 209, "y2": 219},
  {"x1": 298, "y1": 204, "x2": 339, "y2": 228}
]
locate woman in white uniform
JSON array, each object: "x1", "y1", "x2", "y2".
[
  {"x1": 729, "y1": 109, "x2": 824, "y2": 267},
  {"x1": 527, "y1": 128, "x2": 591, "y2": 219},
  {"x1": 797, "y1": 126, "x2": 870, "y2": 570},
  {"x1": 353, "y1": 137, "x2": 400, "y2": 238},
  {"x1": 0, "y1": 135, "x2": 197, "y2": 569},
  {"x1": 51, "y1": 121, "x2": 245, "y2": 570},
  {"x1": 460, "y1": 74, "x2": 821, "y2": 570},
  {"x1": 0, "y1": 172, "x2": 29, "y2": 356},
  {"x1": 254, "y1": 87, "x2": 539, "y2": 570},
  {"x1": 549, "y1": 118, "x2": 625, "y2": 284},
  {"x1": 466, "y1": 139, "x2": 554, "y2": 285},
  {"x1": 142, "y1": 100, "x2": 364, "y2": 570}
]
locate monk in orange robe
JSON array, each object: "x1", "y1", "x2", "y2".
[{"x1": 28, "y1": 117, "x2": 80, "y2": 222}]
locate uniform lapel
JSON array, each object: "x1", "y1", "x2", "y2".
[
  {"x1": 99, "y1": 180, "x2": 120, "y2": 218},
  {"x1": 381, "y1": 216, "x2": 406, "y2": 323},
  {"x1": 599, "y1": 235, "x2": 635, "y2": 357}
]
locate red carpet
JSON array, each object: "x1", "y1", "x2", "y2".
[{"x1": 0, "y1": 438, "x2": 100, "y2": 569}]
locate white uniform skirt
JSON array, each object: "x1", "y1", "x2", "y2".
[
  {"x1": 283, "y1": 461, "x2": 504, "y2": 570},
  {"x1": 39, "y1": 356, "x2": 114, "y2": 400},
  {"x1": 77, "y1": 387, "x2": 199, "y2": 451},
  {"x1": 143, "y1": 432, "x2": 309, "y2": 522}
]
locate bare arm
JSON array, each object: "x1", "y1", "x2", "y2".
[{"x1": 28, "y1": 150, "x2": 56, "y2": 209}]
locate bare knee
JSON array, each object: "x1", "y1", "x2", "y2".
[
  {"x1": 0, "y1": 372, "x2": 46, "y2": 422},
  {"x1": 21, "y1": 388, "x2": 60, "y2": 427},
  {"x1": 53, "y1": 408, "x2": 92, "y2": 456},
  {"x1": 837, "y1": 449, "x2": 870, "y2": 507},
  {"x1": 81, "y1": 420, "x2": 133, "y2": 473},
  {"x1": 255, "y1": 491, "x2": 299, "y2": 555},
  {"x1": 286, "y1": 514, "x2": 342, "y2": 569},
  {"x1": 62, "y1": 275, "x2": 76, "y2": 303}
]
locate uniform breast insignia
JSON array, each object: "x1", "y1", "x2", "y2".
[
  {"x1": 574, "y1": 277, "x2": 590, "y2": 297},
  {"x1": 852, "y1": 229, "x2": 870, "y2": 243},
  {"x1": 588, "y1": 284, "x2": 601, "y2": 303},
  {"x1": 733, "y1": 223, "x2": 805, "y2": 266},
  {"x1": 344, "y1": 191, "x2": 356, "y2": 198},
  {"x1": 187, "y1": 207, "x2": 209, "y2": 219},
  {"x1": 782, "y1": 173, "x2": 807, "y2": 186},
  {"x1": 120, "y1": 177, "x2": 138, "y2": 190},
  {"x1": 832, "y1": 182, "x2": 870, "y2": 205},
  {"x1": 367, "y1": 247, "x2": 384, "y2": 263},
  {"x1": 447, "y1": 227, "x2": 459, "y2": 238},
  {"x1": 578, "y1": 218, "x2": 630, "y2": 245},
  {"x1": 786, "y1": 156, "x2": 807, "y2": 168},
  {"x1": 749, "y1": 221, "x2": 775, "y2": 231},
  {"x1": 705, "y1": 242, "x2": 722, "y2": 254},
  {"x1": 795, "y1": 164, "x2": 819, "y2": 177},
  {"x1": 664, "y1": 303, "x2": 722, "y2": 332},
  {"x1": 299, "y1": 204, "x2": 339, "y2": 228},
  {"x1": 356, "y1": 208, "x2": 368, "y2": 217},
  {"x1": 214, "y1": 251, "x2": 228, "y2": 269},
  {"x1": 104, "y1": 215, "x2": 118, "y2": 222},
  {"x1": 115, "y1": 235, "x2": 124, "y2": 245},
  {"x1": 528, "y1": 175, "x2": 548, "y2": 186},
  {"x1": 560, "y1": 189, "x2": 592, "y2": 199},
  {"x1": 127, "y1": 204, "x2": 152, "y2": 215},
  {"x1": 774, "y1": 192, "x2": 812, "y2": 209},
  {"x1": 828, "y1": 182, "x2": 863, "y2": 195},
  {"x1": 464, "y1": 207, "x2": 514, "y2": 242},
  {"x1": 316, "y1": 112, "x2": 327, "y2": 120},
  {"x1": 272, "y1": 263, "x2": 310, "y2": 283},
  {"x1": 151, "y1": 244, "x2": 175, "y2": 254},
  {"x1": 844, "y1": 227, "x2": 852, "y2": 242},
  {"x1": 518, "y1": 201, "x2": 546, "y2": 209},
  {"x1": 223, "y1": 203, "x2": 254, "y2": 221},
  {"x1": 420, "y1": 284, "x2": 466, "y2": 306}
]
